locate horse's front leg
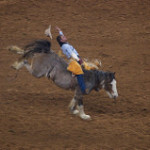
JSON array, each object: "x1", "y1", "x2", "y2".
[
  {"x1": 69, "y1": 89, "x2": 79, "y2": 115},
  {"x1": 69, "y1": 97, "x2": 79, "y2": 115},
  {"x1": 77, "y1": 96, "x2": 91, "y2": 120},
  {"x1": 70, "y1": 88, "x2": 91, "y2": 120}
]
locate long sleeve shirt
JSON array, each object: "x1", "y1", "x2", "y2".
[{"x1": 59, "y1": 31, "x2": 79, "y2": 59}]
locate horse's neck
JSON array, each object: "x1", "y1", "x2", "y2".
[{"x1": 98, "y1": 71, "x2": 106, "y2": 81}]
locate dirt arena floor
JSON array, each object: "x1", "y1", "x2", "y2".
[{"x1": 0, "y1": 0, "x2": 150, "y2": 149}]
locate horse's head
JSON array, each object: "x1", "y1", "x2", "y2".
[{"x1": 99, "y1": 72, "x2": 118, "y2": 99}]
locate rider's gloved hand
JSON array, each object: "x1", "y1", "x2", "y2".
[{"x1": 78, "y1": 56, "x2": 83, "y2": 65}]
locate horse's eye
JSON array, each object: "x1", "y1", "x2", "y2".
[
  {"x1": 109, "y1": 84, "x2": 112, "y2": 87},
  {"x1": 105, "y1": 83, "x2": 112, "y2": 90}
]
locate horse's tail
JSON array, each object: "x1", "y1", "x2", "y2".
[
  {"x1": 8, "y1": 39, "x2": 51, "y2": 70},
  {"x1": 22, "y1": 39, "x2": 51, "y2": 59},
  {"x1": 8, "y1": 39, "x2": 51, "y2": 58}
]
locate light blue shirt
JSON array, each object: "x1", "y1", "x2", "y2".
[
  {"x1": 61, "y1": 43, "x2": 79, "y2": 59},
  {"x1": 59, "y1": 31, "x2": 79, "y2": 59}
]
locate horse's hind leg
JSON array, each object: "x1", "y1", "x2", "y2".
[
  {"x1": 11, "y1": 58, "x2": 34, "y2": 75},
  {"x1": 11, "y1": 58, "x2": 26, "y2": 70},
  {"x1": 24, "y1": 61, "x2": 34, "y2": 75},
  {"x1": 11, "y1": 56, "x2": 28, "y2": 70},
  {"x1": 69, "y1": 98, "x2": 79, "y2": 115},
  {"x1": 69, "y1": 90, "x2": 79, "y2": 115},
  {"x1": 24, "y1": 61, "x2": 42, "y2": 78}
]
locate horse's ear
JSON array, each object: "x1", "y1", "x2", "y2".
[{"x1": 113, "y1": 72, "x2": 116, "y2": 75}]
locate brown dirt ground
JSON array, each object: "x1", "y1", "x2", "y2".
[{"x1": 0, "y1": 0, "x2": 150, "y2": 149}]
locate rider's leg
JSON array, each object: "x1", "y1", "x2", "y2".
[{"x1": 76, "y1": 74, "x2": 87, "y2": 94}]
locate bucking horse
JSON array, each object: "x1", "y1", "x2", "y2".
[{"x1": 8, "y1": 39, "x2": 118, "y2": 120}]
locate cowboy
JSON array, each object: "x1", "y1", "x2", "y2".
[
  {"x1": 56, "y1": 27, "x2": 88, "y2": 94},
  {"x1": 45, "y1": 26, "x2": 87, "y2": 94}
]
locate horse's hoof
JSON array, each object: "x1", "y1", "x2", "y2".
[
  {"x1": 72, "y1": 109, "x2": 79, "y2": 115},
  {"x1": 80, "y1": 114, "x2": 91, "y2": 120},
  {"x1": 11, "y1": 61, "x2": 24, "y2": 70}
]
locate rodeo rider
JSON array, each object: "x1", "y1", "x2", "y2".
[{"x1": 45, "y1": 26, "x2": 87, "y2": 95}]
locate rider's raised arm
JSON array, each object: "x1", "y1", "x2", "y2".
[{"x1": 56, "y1": 26, "x2": 64, "y2": 36}]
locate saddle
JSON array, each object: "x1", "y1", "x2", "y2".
[
  {"x1": 67, "y1": 60, "x2": 83, "y2": 75},
  {"x1": 58, "y1": 51, "x2": 101, "y2": 74}
]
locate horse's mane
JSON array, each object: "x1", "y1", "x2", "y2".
[{"x1": 83, "y1": 69, "x2": 115, "y2": 85}]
